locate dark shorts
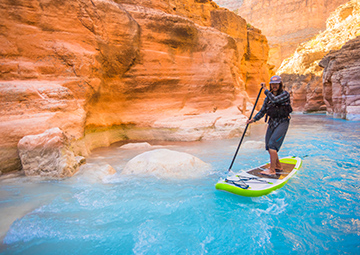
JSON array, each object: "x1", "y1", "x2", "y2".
[{"x1": 265, "y1": 120, "x2": 289, "y2": 151}]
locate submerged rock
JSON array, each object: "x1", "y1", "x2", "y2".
[
  {"x1": 17, "y1": 128, "x2": 84, "y2": 178},
  {"x1": 122, "y1": 149, "x2": 211, "y2": 179},
  {"x1": 242, "y1": 140, "x2": 265, "y2": 150},
  {"x1": 75, "y1": 163, "x2": 116, "y2": 183},
  {"x1": 120, "y1": 142, "x2": 152, "y2": 150}
]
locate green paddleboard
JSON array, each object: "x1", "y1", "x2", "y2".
[{"x1": 215, "y1": 156, "x2": 302, "y2": 197}]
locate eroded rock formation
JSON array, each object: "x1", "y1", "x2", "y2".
[
  {"x1": 235, "y1": 0, "x2": 349, "y2": 69},
  {"x1": 277, "y1": 0, "x2": 360, "y2": 113},
  {"x1": 319, "y1": 36, "x2": 360, "y2": 121},
  {"x1": 0, "y1": 0, "x2": 270, "y2": 174},
  {"x1": 279, "y1": 73, "x2": 325, "y2": 112}
]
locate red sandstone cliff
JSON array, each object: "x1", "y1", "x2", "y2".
[
  {"x1": 277, "y1": 0, "x2": 360, "y2": 114},
  {"x1": 0, "y1": 0, "x2": 269, "y2": 173},
  {"x1": 319, "y1": 36, "x2": 360, "y2": 120},
  {"x1": 235, "y1": 0, "x2": 349, "y2": 69},
  {"x1": 217, "y1": 0, "x2": 360, "y2": 117}
]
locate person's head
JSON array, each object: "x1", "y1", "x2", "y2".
[{"x1": 269, "y1": 75, "x2": 283, "y2": 94}]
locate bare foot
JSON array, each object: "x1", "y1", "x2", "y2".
[{"x1": 260, "y1": 170, "x2": 277, "y2": 176}]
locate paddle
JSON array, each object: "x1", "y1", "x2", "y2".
[{"x1": 228, "y1": 85, "x2": 264, "y2": 172}]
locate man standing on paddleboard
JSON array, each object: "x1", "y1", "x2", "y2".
[{"x1": 246, "y1": 75, "x2": 292, "y2": 176}]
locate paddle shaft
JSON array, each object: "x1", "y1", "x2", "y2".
[{"x1": 228, "y1": 86, "x2": 263, "y2": 171}]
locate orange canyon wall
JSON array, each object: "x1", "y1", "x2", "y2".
[{"x1": 0, "y1": 0, "x2": 270, "y2": 173}]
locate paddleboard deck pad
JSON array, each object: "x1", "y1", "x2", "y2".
[{"x1": 215, "y1": 156, "x2": 302, "y2": 197}]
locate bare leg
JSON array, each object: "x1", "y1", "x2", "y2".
[
  {"x1": 260, "y1": 149, "x2": 277, "y2": 175},
  {"x1": 268, "y1": 149, "x2": 278, "y2": 174}
]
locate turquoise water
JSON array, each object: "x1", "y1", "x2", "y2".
[{"x1": 0, "y1": 115, "x2": 359, "y2": 254}]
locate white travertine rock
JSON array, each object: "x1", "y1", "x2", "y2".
[
  {"x1": 18, "y1": 128, "x2": 83, "y2": 178},
  {"x1": 122, "y1": 149, "x2": 211, "y2": 179}
]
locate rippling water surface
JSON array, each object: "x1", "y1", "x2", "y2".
[{"x1": 1, "y1": 115, "x2": 359, "y2": 254}]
